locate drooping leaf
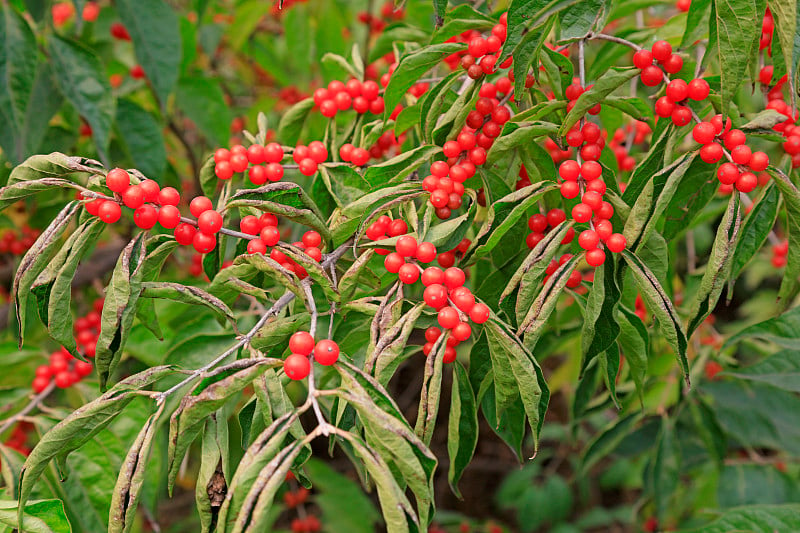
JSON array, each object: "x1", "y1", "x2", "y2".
[
  {"x1": 447, "y1": 361, "x2": 478, "y2": 498},
  {"x1": 769, "y1": 168, "x2": 800, "y2": 310},
  {"x1": 724, "y1": 305, "x2": 800, "y2": 349},
  {"x1": 711, "y1": 0, "x2": 760, "y2": 117}
]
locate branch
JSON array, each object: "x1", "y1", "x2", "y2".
[{"x1": 0, "y1": 381, "x2": 56, "y2": 436}]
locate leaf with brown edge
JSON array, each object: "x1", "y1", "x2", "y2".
[
  {"x1": 370, "y1": 302, "x2": 426, "y2": 386},
  {"x1": 17, "y1": 366, "x2": 175, "y2": 528},
  {"x1": 167, "y1": 359, "x2": 282, "y2": 495},
  {"x1": 338, "y1": 249, "x2": 380, "y2": 301},
  {"x1": 196, "y1": 409, "x2": 230, "y2": 533},
  {"x1": 274, "y1": 243, "x2": 338, "y2": 302},
  {"x1": 108, "y1": 405, "x2": 163, "y2": 533},
  {"x1": 414, "y1": 333, "x2": 447, "y2": 446},
  {"x1": 140, "y1": 281, "x2": 238, "y2": 331},
  {"x1": 621, "y1": 249, "x2": 689, "y2": 386},
  {"x1": 13, "y1": 201, "x2": 80, "y2": 347},
  {"x1": 520, "y1": 253, "x2": 580, "y2": 346}
]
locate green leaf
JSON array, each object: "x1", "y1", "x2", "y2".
[
  {"x1": 31, "y1": 217, "x2": 105, "y2": 359},
  {"x1": 226, "y1": 182, "x2": 331, "y2": 242},
  {"x1": 276, "y1": 97, "x2": 315, "y2": 146},
  {"x1": 303, "y1": 459, "x2": 380, "y2": 533},
  {"x1": 622, "y1": 121, "x2": 673, "y2": 204},
  {"x1": 769, "y1": 168, "x2": 800, "y2": 309},
  {"x1": 559, "y1": 67, "x2": 638, "y2": 137},
  {"x1": 318, "y1": 165, "x2": 371, "y2": 208},
  {"x1": 485, "y1": 320, "x2": 550, "y2": 455},
  {"x1": 622, "y1": 250, "x2": 689, "y2": 385},
  {"x1": 48, "y1": 36, "x2": 114, "y2": 164},
  {"x1": 723, "y1": 349, "x2": 800, "y2": 392},
  {"x1": 724, "y1": 305, "x2": 800, "y2": 349},
  {"x1": 616, "y1": 306, "x2": 649, "y2": 403},
  {"x1": 0, "y1": 6, "x2": 37, "y2": 164},
  {"x1": 13, "y1": 201, "x2": 80, "y2": 347},
  {"x1": 17, "y1": 367, "x2": 174, "y2": 526},
  {"x1": 167, "y1": 359, "x2": 281, "y2": 495},
  {"x1": 175, "y1": 77, "x2": 231, "y2": 147},
  {"x1": 418, "y1": 70, "x2": 462, "y2": 143},
  {"x1": 140, "y1": 281, "x2": 237, "y2": 328},
  {"x1": 368, "y1": 302, "x2": 426, "y2": 385},
  {"x1": 363, "y1": 144, "x2": 442, "y2": 187},
  {"x1": 519, "y1": 254, "x2": 580, "y2": 345},
  {"x1": 486, "y1": 121, "x2": 559, "y2": 166},
  {"x1": 116, "y1": 98, "x2": 167, "y2": 179},
  {"x1": 338, "y1": 250, "x2": 380, "y2": 301},
  {"x1": 681, "y1": 0, "x2": 713, "y2": 47},
  {"x1": 662, "y1": 154, "x2": 719, "y2": 240},
  {"x1": 684, "y1": 504, "x2": 800, "y2": 532},
  {"x1": 501, "y1": 0, "x2": 582, "y2": 63},
  {"x1": 711, "y1": 0, "x2": 760, "y2": 118},
  {"x1": 196, "y1": 409, "x2": 229, "y2": 533},
  {"x1": 686, "y1": 193, "x2": 741, "y2": 336},
  {"x1": 0, "y1": 498, "x2": 71, "y2": 533},
  {"x1": 558, "y1": 0, "x2": 611, "y2": 42},
  {"x1": 94, "y1": 235, "x2": 150, "y2": 388},
  {"x1": 511, "y1": 18, "x2": 554, "y2": 99},
  {"x1": 430, "y1": 4, "x2": 495, "y2": 40},
  {"x1": 447, "y1": 362, "x2": 478, "y2": 498},
  {"x1": 581, "y1": 251, "x2": 621, "y2": 376},
  {"x1": 433, "y1": 0, "x2": 448, "y2": 26},
  {"x1": 116, "y1": 0, "x2": 181, "y2": 108},
  {"x1": 768, "y1": 0, "x2": 796, "y2": 101},
  {"x1": 581, "y1": 412, "x2": 643, "y2": 472},
  {"x1": 382, "y1": 42, "x2": 466, "y2": 121}
]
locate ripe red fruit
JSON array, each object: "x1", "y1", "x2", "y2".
[
  {"x1": 749, "y1": 151, "x2": 769, "y2": 171},
  {"x1": 308, "y1": 141, "x2": 328, "y2": 163},
  {"x1": 547, "y1": 208, "x2": 567, "y2": 227},
  {"x1": 423, "y1": 284, "x2": 448, "y2": 308},
  {"x1": 451, "y1": 287, "x2": 475, "y2": 313},
  {"x1": 528, "y1": 214, "x2": 548, "y2": 233},
  {"x1": 174, "y1": 223, "x2": 196, "y2": 245},
  {"x1": 651, "y1": 40, "x2": 672, "y2": 61},
  {"x1": 578, "y1": 230, "x2": 600, "y2": 250},
  {"x1": 416, "y1": 242, "x2": 437, "y2": 263},
  {"x1": 452, "y1": 322, "x2": 472, "y2": 341},
  {"x1": 581, "y1": 161, "x2": 602, "y2": 180},
  {"x1": 106, "y1": 168, "x2": 130, "y2": 193},
  {"x1": 122, "y1": 185, "x2": 145, "y2": 209},
  {"x1": 284, "y1": 353, "x2": 311, "y2": 380},
  {"x1": 421, "y1": 267, "x2": 445, "y2": 286},
  {"x1": 32, "y1": 376, "x2": 50, "y2": 393},
  {"x1": 572, "y1": 203, "x2": 593, "y2": 223},
  {"x1": 314, "y1": 339, "x2": 340, "y2": 365},
  {"x1": 687, "y1": 79, "x2": 710, "y2": 100},
  {"x1": 661, "y1": 54, "x2": 683, "y2": 74},
  {"x1": 559, "y1": 160, "x2": 581, "y2": 181},
  {"x1": 469, "y1": 303, "x2": 490, "y2": 324},
  {"x1": 582, "y1": 191, "x2": 603, "y2": 211},
  {"x1": 351, "y1": 148, "x2": 370, "y2": 166},
  {"x1": 438, "y1": 307, "x2": 460, "y2": 329},
  {"x1": 671, "y1": 106, "x2": 692, "y2": 126},
  {"x1": 606, "y1": 233, "x2": 627, "y2": 253},
  {"x1": 425, "y1": 327, "x2": 442, "y2": 343},
  {"x1": 302, "y1": 231, "x2": 322, "y2": 248},
  {"x1": 692, "y1": 122, "x2": 716, "y2": 144},
  {"x1": 632, "y1": 49, "x2": 653, "y2": 69},
  {"x1": 197, "y1": 210, "x2": 223, "y2": 234},
  {"x1": 665, "y1": 79, "x2": 688, "y2": 102},
  {"x1": 717, "y1": 162, "x2": 740, "y2": 185},
  {"x1": 723, "y1": 129, "x2": 746, "y2": 150},
  {"x1": 190, "y1": 196, "x2": 213, "y2": 217},
  {"x1": 260, "y1": 226, "x2": 280, "y2": 247},
  {"x1": 398, "y1": 263, "x2": 420, "y2": 284},
  {"x1": 289, "y1": 331, "x2": 315, "y2": 356},
  {"x1": 395, "y1": 235, "x2": 418, "y2": 257},
  {"x1": 561, "y1": 181, "x2": 580, "y2": 199},
  {"x1": 98, "y1": 201, "x2": 122, "y2": 223},
  {"x1": 229, "y1": 153, "x2": 249, "y2": 173},
  {"x1": 158, "y1": 187, "x2": 180, "y2": 206},
  {"x1": 443, "y1": 267, "x2": 466, "y2": 289},
  {"x1": 655, "y1": 96, "x2": 675, "y2": 118},
  {"x1": 54, "y1": 371, "x2": 73, "y2": 389},
  {"x1": 443, "y1": 141, "x2": 462, "y2": 158},
  {"x1": 134, "y1": 205, "x2": 158, "y2": 229},
  {"x1": 640, "y1": 66, "x2": 663, "y2": 86},
  {"x1": 247, "y1": 239, "x2": 267, "y2": 255},
  {"x1": 240, "y1": 216, "x2": 261, "y2": 235},
  {"x1": 192, "y1": 232, "x2": 216, "y2": 254},
  {"x1": 298, "y1": 158, "x2": 318, "y2": 176},
  {"x1": 700, "y1": 142, "x2": 724, "y2": 163},
  {"x1": 735, "y1": 171, "x2": 758, "y2": 193},
  {"x1": 585, "y1": 248, "x2": 606, "y2": 267},
  {"x1": 384, "y1": 252, "x2": 405, "y2": 273},
  {"x1": 731, "y1": 145, "x2": 752, "y2": 165}
]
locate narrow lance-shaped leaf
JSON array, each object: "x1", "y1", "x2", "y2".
[
  {"x1": 621, "y1": 250, "x2": 690, "y2": 385},
  {"x1": 581, "y1": 251, "x2": 621, "y2": 376},
  {"x1": 447, "y1": 361, "x2": 478, "y2": 498},
  {"x1": 723, "y1": 305, "x2": 800, "y2": 349},
  {"x1": 711, "y1": 0, "x2": 760, "y2": 118},
  {"x1": 415, "y1": 333, "x2": 447, "y2": 446},
  {"x1": 687, "y1": 192, "x2": 742, "y2": 336},
  {"x1": 140, "y1": 282, "x2": 238, "y2": 331},
  {"x1": 520, "y1": 254, "x2": 581, "y2": 346},
  {"x1": 196, "y1": 409, "x2": 229, "y2": 533},
  {"x1": 769, "y1": 168, "x2": 800, "y2": 310}
]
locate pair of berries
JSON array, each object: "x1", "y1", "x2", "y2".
[
  {"x1": 608, "y1": 122, "x2": 652, "y2": 172},
  {"x1": 564, "y1": 79, "x2": 601, "y2": 115},
  {"x1": 313, "y1": 78, "x2": 384, "y2": 118},
  {"x1": 283, "y1": 332, "x2": 340, "y2": 380},
  {"x1": 771, "y1": 240, "x2": 789, "y2": 268}
]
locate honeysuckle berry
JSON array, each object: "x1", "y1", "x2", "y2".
[
  {"x1": 284, "y1": 353, "x2": 311, "y2": 380},
  {"x1": 313, "y1": 339, "x2": 340, "y2": 365},
  {"x1": 106, "y1": 168, "x2": 131, "y2": 193},
  {"x1": 98, "y1": 201, "x2": 122, "y2": 223}
]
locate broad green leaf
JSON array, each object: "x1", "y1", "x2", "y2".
[
  {"x1": 724, "y1": 305, "x2": 800, "y2": 349},
  {"x1": 368, "y1": 302, "x2": 426, "y2": 385},
  {"x1": 447, "y1": 362, "x2": 478, "y2": 498},
  {"x1": 0, "y1": 498, "x2": 71, "y2": 533},
  {"x1": 363, "y1": 144, "x2": 441, "y2": 187},
  {"x1": 501, "y1": 0, "x2": 582, "y2": 63},
  {"x1": 622, "y1": 121, "x2": 673, "y2": 204},
  {"x1": 382, "y1": 42, "x2": 466, "y2": 120},
  {"x1": 48, "y1": 36, "x2": 114, "y2": 164},
  {"x1": 711, "y1": 0, "x2": 759, "y2": 118},
  {"x1": 175, "y1": 77, "x2": 231, "y2": 147},
  {"x1": 486, "y1": 320, "x2": 550, "y2": 454},
  {"x1": 418, "y1": 70, "x2": 462, "y2": 142},
  {"x1": 0, "y1": 6, "x2": 37, "y2": 164},
  {"x1": 196, "y1": 409, "x2": 229, "y2": 532},
  {"x1": 116, "y1": 0, "x2": 181, "y2": 108},
  {"x1": 140, "y1": 282, "x2": 237, "y2": 327},
  {"x1": 617, "y1": 306, "x2": 649, "y2": 403},
  {"x1": 276, "y1": 98, "x2": 314, "y2": 146},
  {"x1": 767, "y1": 0, "x2": 796, "y2": 101},
  {"x1": 769, "y1": 168, "x2": 800, "y2": 310},
  {"x1": 558, "y1": 0, "x2": 611, "y2": 42},
  {"x1": 681, "y1": 0, "x2": 712, "y2": 47},
  {"x1": 559, "y1": 67, "x2": 638, "y2": 136},
  {"x1": 116, "y1": 99, "x2": 167, "y2": 179},
  {"x1": 486, "y1": 121, "x2": 559, "y2": 166},
  {"x1": 622, "y1": 250, "x2": 689, "y2": 384},
  {"x1": 661, "y1": 155, "x2": 719, "y2": 240},
  {"x1": 723, "y1": 349, "x2": 800, "y2": 392},
  {"x1": 581, "y1": 412, "x2": 643, "y2": 472},
  {"x1": 684, "y1": 504, "x2": 800, "y2": 532},
  {"x1": 414, "y1": 335, "x2": 447, "y2": 446}
]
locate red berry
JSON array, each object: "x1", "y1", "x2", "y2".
[
  {"x1": 662, "y1": 54, "x2": 683, "y2": 74},
  {"x1": 284, "y1": 353, "x2": 311, "y2": 380},
  {"x1": 106, "y1": 168, "x2": 130, "y2": 193},
  {"x1": 302, "y1": 231, "x2": 322, "y2": 248},
  {"x1": 735, "y1": 171, "x2": 758, "y2": 193},
  {"x1": 264, "y1": 142, "x2": 284, "y2": 163},
  {"x1": 122, "y1": 185, "x2": 145, "y2": 209},
  {"x1": 640, "y1": 66, "x2": 663, "y2": 86},
  {"x1": 423, "y1": 284, "x2": 448, "y2": 308},
  {"x1": 260, "y1": 226, "x2": 280, "y2": 246},
  {"x1": 559, "y1": 160, "x2": 581, "y2": 181},
  {"x1": 398, "y1": 263, "x2": 420, "y2": 284},
  {"x1": 452, "y1": 322, "x2": 472, "y2": 341},
  {"x1": 174, "y1": 223, "x2": 196, "y2": 245},
  {"x1": 98, "y1": 201, "x2": 122, "y2": 223},
  {"x1": 158, "y1": 187, "x2": 180, "y2": 206},
  {"x1": 289, "y1": 331, "x2": 315, "y2": 356},
  {"x1": 416, "y1": 242, "x2": 437, "y2": 263},
  {"x1": 240, "y1": 215, "x2": 261, "y2": 235},
  {"x1": 671, "y1": 106, "x2": 692, "y2": 126},
  {"x1": 308, "y1": 141, "x2": 328, "y2": 164},
  {"x1": 717, "y1": 162, "x2": 740, "y2": 185},
  {"x1": 561, "y1": 181, "x2": 580, "y2": 199},
  {"x1": 247, "y1": 239, "x2": 267, "y2": 255},
  {"x1": 32, "y1": 376, "x2": 50, "y2": 393},
  {"x1": 655, "y1": 96, "x2": 675, "y2": 118},
  {"x1": 632, "y1": 49, "x2": 653, "y2": 69},
  {"x1": 469, "y1": 303, "x2": 490, "y2": 324},
  {"x1": 443, "y1": 267, "x2": 465, "y2": 289},
  {"x1": 395, "y1": 235, "x2": 418, "y2": 257},
  {"x1": 665, "y1": 79, "x2": 688, "y2": 102},
  {"x1": 692, "y1": 122, "x2": 716, "y2": 144},
  {"x1": 572, "y1": 203, "x2": 593, "y2": 223},
  {"x1": 528, "y1": 214, "x2": 548, "y2": 233},
  {"x1": 190, "y1": 196, "x2": 213, "y2": 217},
  {"x1": 197, "y1": 210, "x2": 223, "y2": 234},
  {"x1": 723, "y1": 129, "x2": 746, "y2": 149},
  {"x1": 578, "y1": 230, "x2": 600, "y2": 250},
  {"x1": 54, "y1": 371, "x2": 72, "y2": 388},
  {"x1": 314, "y1": 339, "x2": 340, "y2": 365},
  {"x1": 731, "y1": 145, "x2": 752, "y2": 165},
  {"x1": 651, "y1": 40, "x2": 672, "y2": 62},
  {"x1": 451, "y1": 287, "x2": 475, "y2": 313},
  {"x1": 438, "y1": 306, "x2": 460, "y2": 329},
  {"x1": 134, "y1": 205, "x2": 158, "y2": 229},
  {"x1": 421, "y1": 267, "x2": 445, "y2": 286},
  {"x1": 384, "y1": 252, "x2": 405, "y2": 273},
  {"x1": 585, "y1": 248, "x2": 606, "y2": 267},
  {"x1": 749, "y1": 151, "x2": 769, "y2": 171},
  {"x1": 192, "y1": 232, "x2": 216, "y2": 254},
  {"x1": 606, "y1": 233, "x2": 627, "y2": 253},
  {"x1": 687, "y1": 79, "x2": 710, "y2": 100},
  {"x1": 700, "y1": 142, "x2": 724, "y2": 163}
]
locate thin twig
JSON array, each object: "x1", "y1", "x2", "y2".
[
  {"x1": 0, "y1": 381, "x2": 56, "y2": 436},
  {"x1": 301, "y1": 280, "x2": 331, "y2": 436},
  {"x1": 589, "y1": 32, "x2": 642, "y2": 51}
]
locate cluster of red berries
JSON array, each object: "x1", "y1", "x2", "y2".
[
  {"x1": 31, "y1": 299, "x2": 102, "y2": 392},
  {"x1": 653, "y1": 77, "x2": 711, "y2": 126},
  {"x1": 52, "y1": 1, "x2": 99, "y2": 26},
  {"x1": 312, "y1": 79, "x2": 385, "y2": 118},
  {"x1": 691, "y1": 118, "x2": 769, "y2": 193},
  {"x1": 449, "y1": 15, "x2": 510, "y2": 79},
  {"x1": 561, "y1": 120, "x2": 606, "y2": 167},
  {"x1": 362, "y1": 130, "x2": 405, "y2": 163},
  {"x1": 214, "y1": 141, "x2": 290, "y2": 182},
  {"x1": 0, "y1": 226, "x2": 40, "y2": 256},
  {"x1": 759, "y1": 9, "x2": 774, "y2": 52},
  {"x1": 543, "y1": 254, "x2": 584, "y2": 288},
  {"x1": 542, "y1": 138, "x2": 573, "y2": 164},
  {"x1": 267, "y1": 231, "x2": 324, "y2": 280},
  {"x1": 290, "y1": 516, "x2": 321, "y2": 533},
  {"x1": 364, "y1": 215, "x2": 408, "y2": 254},
  {"x1": 383, "y1": 235, "x2": 440, "y2": 283},
  {"x1": 771, "y1": 240, "x2": 789, "y2": 268},
  {"x1": 608, "y1": 121, "x2": 652, "y2": 172},
  {"x1": 526, "y1": 209, "x2": 574, "y2": 249},
  {"x1": 632, "y1": 40, "x2": 685, "y2": 86},
  {"x1": 564, "y1": 78, "x2": 601, "y2": 115},
  {"x1": 357, "y1": 1, "x2": 404, "y2": 34},
  {"x1": 4, "y1": 422, "x2": 33, "y2": 456},
  {"x1": 283, "y1": 332, "x2": 340, "y2": 380},
  {"x1": 283, "y1": 486, "x2": 309, "y2": 508}
]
